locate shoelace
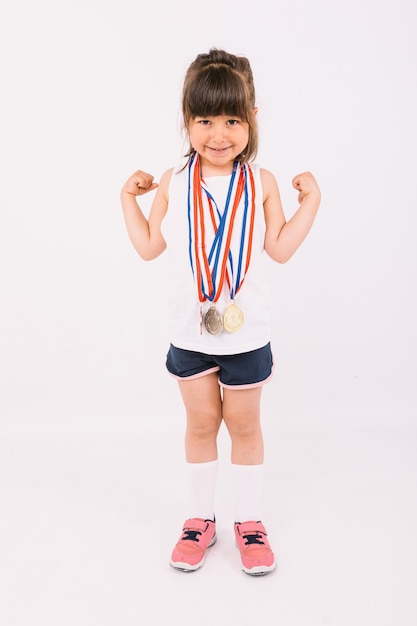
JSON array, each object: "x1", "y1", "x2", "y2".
[
  {"x1": 243, "y1": 532, "x2": 265, "y2": 546},
  {"x1": 181, "y1": 530, "x2": 202, "y2": 543}
]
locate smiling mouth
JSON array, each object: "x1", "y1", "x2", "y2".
[{"x1": 207, "y1": 146, "x2": 231, "y2": 152}]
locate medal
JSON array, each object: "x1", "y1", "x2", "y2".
[
  {"x1": 187, "y1": 153, "x2": 255, "y2": 335},
  {"x1": 223, "y1": 302, "x2": 244, "y2": 333},
  {"x1": 204, "y1": 305, "x2": 223, "y2": 335}
]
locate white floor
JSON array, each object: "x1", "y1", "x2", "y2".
[{"x1": 1, "y1": 406, "x2": 416, "y2": 626}]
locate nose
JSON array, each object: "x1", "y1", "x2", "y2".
[{"x1": 210, "y1": 122, "x2": 226, "y2": 143}]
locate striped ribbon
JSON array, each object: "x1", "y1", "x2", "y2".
[{"x1": 187, "y1": 152, "x2": 256, "y2": 304}]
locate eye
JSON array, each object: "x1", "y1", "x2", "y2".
[
  {"x1": 198, "y1": 119, "x2": 211, "y2": 126},
  {"x1": 227, "y1": 119, "x2": 240, "y2": 126}
]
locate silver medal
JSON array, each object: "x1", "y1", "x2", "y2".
[{"x1": 204, "y1": 305, "x2": 223, "y2": 335}]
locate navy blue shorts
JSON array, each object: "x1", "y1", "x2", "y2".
[{"x1": 165, "y1": 343, "x2": 274, "y2": 389}]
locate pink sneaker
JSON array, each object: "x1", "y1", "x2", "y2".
[
  {"x1": 234, "y1": 521, "x2": 276, "y2": 575},
  {"x1": 170, "y1": 518, "x2": 216, "y2": 571}
]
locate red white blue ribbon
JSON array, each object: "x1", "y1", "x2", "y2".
[{"x1": 187, "y1": 152, "x2": 255, "y2": 304}]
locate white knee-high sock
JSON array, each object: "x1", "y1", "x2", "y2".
[
  {"x1": 186, "y1": 460, "x2": 218, "y2": 521},
  {"x1": 232, "y1": 463, "x2": 264, "y2": 523}
]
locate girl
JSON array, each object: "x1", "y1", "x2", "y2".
[{"x1": 121, "y1": 48, "x2": 321, "y2": 575}]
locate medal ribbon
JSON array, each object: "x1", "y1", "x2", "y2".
[{"x1": 187, "y1": 152, "x2": 256, "y2": 304}]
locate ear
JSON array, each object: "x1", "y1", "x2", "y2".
[{"x1": 253, "y1": 107, "x2": 258, "y2": 117}]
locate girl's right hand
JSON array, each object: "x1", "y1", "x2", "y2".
[{"x1": 121, "y1": 170, "x2": 159, "y2": 197}]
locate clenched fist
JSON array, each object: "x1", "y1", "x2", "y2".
[
  {"x1": 121, "y1": 170, "x2": 159, "y2": 197},
  {"x1": 292, "y1": 171, "x2": 321, "y2": 204}
]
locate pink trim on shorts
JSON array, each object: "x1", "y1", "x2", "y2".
[
  {"x1": 220, "y1": 366, "x2": 275, "y2": 390},
  {"x1": 167, "y1": 361, "x2": 275, "y2": 389}
]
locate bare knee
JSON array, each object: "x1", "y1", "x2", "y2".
[
  {"x1": 186, "y1": 409, "x2": 222, "y2": 440},
  {"x1": 223, "y1": 411, "x2": 264, "y2": 464},
  {"x1": 225, "y1": 420, "x2": 259, "y2": 441},
  {"x1": 222, "y1": 387, "x2": 262, "y2": 438},
  {"x1": 223, "y1": 408, "x2": 260, "y2": 439}
]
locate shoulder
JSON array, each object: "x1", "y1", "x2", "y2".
[
  {"x1": 156, "y1": 163, "x2": 189, "y2": 207},
  {"x1": 259, "y1": 167, "x2": 278, "y2": 187},
  {"x1": 160, "y1": 166, "x2": 175, "y2": 188},
  {"x1": 163, "y1": 162, "x2": 190, "y2": 185},
  {"x1": 151, "y1": 167, "x2": 174, "y2": 204},
  {"x1": 259, "y1": 167, "x2": 280, "y2": 203}
]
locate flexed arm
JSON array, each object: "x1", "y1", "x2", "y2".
[
  {"x1": 263, "y1": 169, "x2": 321, "y2": 263},
  {"x1": 121, "y1": 168, "x2": 172, "y2": 261}
]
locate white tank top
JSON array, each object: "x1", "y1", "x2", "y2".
[{"x1": 162, "y1": 162, "x2": 272, "y2": 355}]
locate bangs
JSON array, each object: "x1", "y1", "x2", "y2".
[{"x1": 185, "y1": 65, "x2": 250, "y2": 120}]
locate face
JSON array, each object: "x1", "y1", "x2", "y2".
[{"x1": 188, "y1": 115, "x2": 250, "y2": 175}]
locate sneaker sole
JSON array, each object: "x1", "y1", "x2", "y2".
[
  {"x1": 170, "y1": 534, "x2": 217, "y2": 572},
  {"x1": 242, "y1": 561, "x2": 276, "y2": 576}
]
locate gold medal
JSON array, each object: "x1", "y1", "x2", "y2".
[
  {"x1": 223, "y1": 303, "x2": 244, "y2": 333},
  {"x1": 204, "y1": 305, "x2": 223, "y2": 335}
]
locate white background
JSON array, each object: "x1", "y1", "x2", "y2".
[{"x1": 0, "y1": 0, "x2": 416, "y2": 624}]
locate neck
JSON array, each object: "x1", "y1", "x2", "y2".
[{"x1": 198, "y1": 155, "x2": 236, "y2": 178}]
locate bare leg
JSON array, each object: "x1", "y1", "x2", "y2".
[
  {"x1": 222, "y1": 386, "x2": 265, "y2": 523},
  {"x1": 178, "y1": 372, "x2": 223, "y2": 463},
  {"x1": 222, "y1": 386, "x2": 264, "y2": 465}
]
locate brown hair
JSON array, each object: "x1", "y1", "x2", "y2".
[{"x1": 181, "y1": 48, "x2": 258, "y2": 163}]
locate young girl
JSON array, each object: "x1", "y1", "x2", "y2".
[{"x1": 121, "y1": 48, "x2": 320, "y2": 575}]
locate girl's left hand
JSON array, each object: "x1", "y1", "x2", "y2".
[{"x1": 292, "y1": 172, "x2": 321, "y2": 203}]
